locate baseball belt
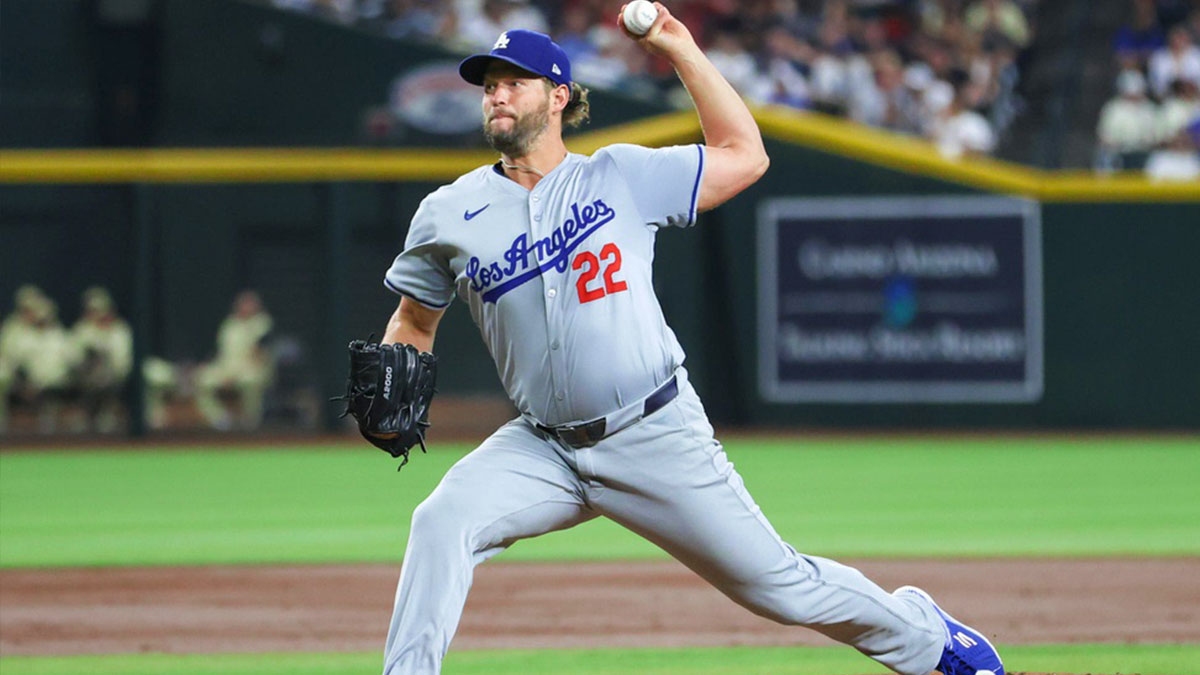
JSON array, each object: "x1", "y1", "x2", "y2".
[{"x1": 536, "y1": 374, "x2": 679, "y2": 449}]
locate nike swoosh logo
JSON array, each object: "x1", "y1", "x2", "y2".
[{"x1": 464, "y1": 204, "x2": 490, "y2": 220}]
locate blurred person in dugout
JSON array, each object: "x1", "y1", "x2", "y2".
[
  {"x1": 194, "y1": 290, "x2": 274, "y2": 431},
  {"x1": 0, "y1": 286, "x2": 78, "y2": 433},
  {"x1": 70, "y1": 286, "x2": 133, "y2": 433},
  {"x1": 0, "y1": 286, "x2": 48, "y2": 432},
  {"x1": 142, "y1": 355, "x2": 178, "y2": 431}
]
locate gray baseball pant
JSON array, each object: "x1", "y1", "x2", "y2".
[{"x1": 383, "y1": 375, "x2": 945, "y2": 674}]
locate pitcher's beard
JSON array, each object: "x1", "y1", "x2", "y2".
[{"x1": 484, "y1": 103, "x2": 550, "y2": 158}]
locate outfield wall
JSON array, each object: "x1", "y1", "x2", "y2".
[
  {"x1": 4, "y1": 117, "x2": 1197, "y2": 430},
  {"x1": 2, "y1": 0, "x2": 1197, "y2": 430}
]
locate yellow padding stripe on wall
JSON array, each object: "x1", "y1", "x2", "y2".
[
  {"x1": 0, "y1": 114, "x2": 703, "y2": 185},
  {"x1": 1, "y1": 108, "x2": 1197, "y2": 202},
  {"x1": 751, "y1": 107, "x2": 1200, "y2": 202},
  {"x1": 0, "y1": 148, "x2": 496, "y2": 183}
]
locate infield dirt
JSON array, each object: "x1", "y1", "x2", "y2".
[{"x1": 2, "y1": 557, "x2": 1197, "y2": 675}]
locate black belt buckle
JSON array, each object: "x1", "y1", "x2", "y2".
[
  {"x1": 540, "y1": 375, "x2": 677, "y2": 448},
  {"x1": 551, "y1": 419, "x2": 606, "y2": 448}
]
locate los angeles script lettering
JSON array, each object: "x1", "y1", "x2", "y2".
[{"x1": 466, "y1": 199, "x2": 615, "y2": 302}]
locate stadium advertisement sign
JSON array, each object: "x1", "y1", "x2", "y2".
[{"x1": 757, "y1": 195, "x2": 1043, "y2": 403}]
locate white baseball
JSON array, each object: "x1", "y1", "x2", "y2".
[{"x1": 622, "y1": 0, "x2": 659, "y2": 36}]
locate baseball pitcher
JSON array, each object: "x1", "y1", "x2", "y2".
[{"x1": 346, "y1": 5, "x2": 1005, "y2": 675}]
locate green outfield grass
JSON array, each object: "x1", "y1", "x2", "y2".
[
  {"x1": 1, "y1": 436, "x2": 1199, "y2": 567},
  {"x1": 2, "y1": 644, "x2": 1198, "y2": 675},
  {"x1": 2, "y1": 436, "x2": 1197, "y2": 674}
]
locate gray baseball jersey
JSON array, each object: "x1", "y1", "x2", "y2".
[
  {"x1": 385, "y1": 144, "x2": 700, "y2": 427},
  {"x1": 380, "y1": 144, "x2": 948, "y2": 675}
]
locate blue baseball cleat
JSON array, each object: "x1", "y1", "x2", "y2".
[{"x1": 895, "y1": 585, "x2": 1005, "y2": 675}]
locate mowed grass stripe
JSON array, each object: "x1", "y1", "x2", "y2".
[
  {"x1": 1, "y1": 644, "x2": 1198, "y2": 675},
  {"x1": 1, "y1": 436, "x2": 1197, "y2": 567}
]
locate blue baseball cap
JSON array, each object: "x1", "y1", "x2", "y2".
[{"x1": 459, "y1": 30, "x2": 572, "y2": 88}]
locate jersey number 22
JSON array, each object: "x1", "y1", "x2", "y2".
[{"x1": 572, "y1": 243, "x2": 628, "y2": 304}]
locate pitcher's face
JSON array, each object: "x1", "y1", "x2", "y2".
[{"x1": 482, "y1": 64, "x2": 552, "y2": 158}]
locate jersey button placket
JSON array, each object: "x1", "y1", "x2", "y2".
[
  {"x1": 531, "y1": 192, "x2": 543, "y2": 222},
  {"x1": 534, "y1": 188, "x2": 568, "y2": 419},
  {"x1": 545, "y1": 283, "x2": 565, "y2": 414}
]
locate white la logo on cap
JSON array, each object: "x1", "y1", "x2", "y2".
[{"x1": 493, "y1": 33, "x2": 510, "y2": 50}]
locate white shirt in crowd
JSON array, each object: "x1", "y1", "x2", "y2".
[
  {"x1": 931, "y1": 108, "x2": 997, "y2": 158},
  {"x1": 1145, "y1": 148, "x2": 1200, "y2": 181},
  {"x1": 1148, "y1": 29, "x2": 1200, "y2": 99},
  {"x1": 457, "y1": 0, "x2": 548, "y2": 50},
  {"x1": 1097, "y1": 95, "x2": 1161, "y2": 152},
  {"x1": 1157, "y1": 95, "x2": 1200, "y2": 141}
]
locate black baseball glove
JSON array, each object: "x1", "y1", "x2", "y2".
[{"x1": 335, "y1": 338, "x2": 437, "y2": 469}]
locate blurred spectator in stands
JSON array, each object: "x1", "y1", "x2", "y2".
[
  {"x1": 760, "y1": 25, "x2": 815, "y2": 109},
  {"x1": 848, "y1": 10, "x2": 895, "y2": 53},
  {"x1": 914, "y1": 0, "x2": 961, "y2": 40},
  {"x1": 983, "y1": 34, "x2": 1024, "y2": 134},
  {"x1": 964, "y1": 0, "x2": 1031, "y2": 51},
  {"x1": 928, "y1": 76, "x2": 997, "y2": 157},
  {"x1": 194, "y1": 290, "x2": 275, "y2": 431},
  {"x1": 924, "y1": 71, "x2": 958, "y2": 122},
  {"x1": 1114, "y1": 0, "x2": 1166, "y2": 71},
  {"x1": 807, "y1": 6, "x2": 860, "y2": 114},
  {"x1": 554, "y1": 3, "x2": 602, "y2": 64},
  {"x1": 761, "y1": 0, "x2": 821, "y2": 41},
  {"x1": 874, "y1": 0, "x2": 919, "y2": 46},
  {"x1": 909, "y1": 30, "x2": 959, "y2": 87},
  {"x1": 817, "y1": 0, "x2": 857, "y2": 55},
  {"x1": 955, "y1": 30, "x2": 996, "y2": 110},
  {"x1": 296, "y1": 0, "x2": 1037, "y2": 153},
  {"x1": 571, "y1": 25, "x2": 634, "y2": 89},
  {"x1": 842, "y1": 26, "x2": 882, "y2": 95},
  {"x1": 1095, "y1": 69, "x2": 1160, "y2": 171},
  {"x1": 458, "y1": 0, "x2": 548, "y2": 50},
  {"x1": 272, "y1": 0, "x2": 360, "y2": 24},
  {"x1": 1148, "y1": 25, "x2": 1200, "y2": 99},
  {"x1": 849, "y1": 49, "x2": 923, "y2": 132},
  {"x1": 932, "y1": 1, "x2": 972, "y2": 47},
  {"x1": 807, "y1": 45, "x2": 850, "y2": 113},
  {"x1": 1144, "y1": 118, "x2": 1200, "y2": 180},
  {"x1": 1157, "y1": 77, "x2": 1200, "y2": 142},
  {"x1": 902, "y1": 61, "x2": 955, "y2": 134},
  {"x1": 376, "y1": 0, "x2": 456, "y2": 40},
  {"x1": 70, "y1": 287, "x2": 133, "y2": 433},
  {"x1": 1, "y1": 293, "x2": 78, "y2": 433},
  {"x1": 705, "y1": 20, "x2": 775, "y2": 102}
]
